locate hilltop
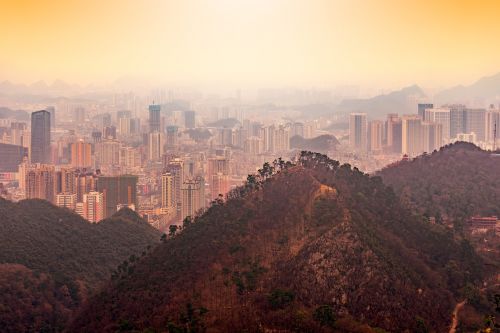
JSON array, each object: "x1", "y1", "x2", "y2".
[
  {"x1": 0, "y1": 199, "x2": 161, "y2": 332},
  {"x1": 290, "y1": 134, "x2": 339, "y2": 153},
  {"x1": 70, "y1": 153, "x2": 481, "y2": 332},
  {"x1": 378, "y1": 142, "x2": 500, "y2": 221}
]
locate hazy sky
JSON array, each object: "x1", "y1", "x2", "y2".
[{"x1": 1, "y1": 0, "x2": 500, "y2": 89}]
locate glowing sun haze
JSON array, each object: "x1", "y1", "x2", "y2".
[{"x1": 1, "y1": 0, "x2": 500, "y2": 89}]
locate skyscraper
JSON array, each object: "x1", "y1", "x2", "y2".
[
  {"x1": 402, "y1": 115, "x2": 423, "y2": 157},
  {"x1": 0, "y1": 143, "x2": 28, "y2": 172},
  {"x1": 424, "y1": 108, "x2": 450, "y2": 143},
  {"x1": 30, "y1": 110, "x2": 51, "y2": 164},
  {"x1": 449, "y1": 104, "x2": 466, "y2": 140},
  {"x1": 56, "y1": 193, "x2": 77, "y2": 211},
  {"x1": 70, "y1": 141, "x2": 92, "y2": 168},
  {"x1": 149, "y1": 104, "x2": 161, "y2": 132},
  {"x1": 417, "y1": 103, "x2": 433, "y2": 120},
  {"x1": 368, "y1": 120, "x2": 384, "y2": 152},
  {"x1": 46, "y1": 106, "x2": 56, "y2": 128},
  {"x1": 148, "y1": 131, "x2": 164, "y2": 161},
  {"x1": 184, "y1": 110, "x2": 196, "y2": 128},
  {"x1": 349, "y1": 113, "x2": 367, "y2": 152},
  {"x1": 465, "y1": 108, "x2": 487, "y2": 142},
  {"x1": 181, "y1": 177, "x2": 205, "y2": 221},
  {"x1": 82, "y1": 191, "x2": 105, "y2": 223},
  {"x1": 161, "y1": 172, "x2": 175, "y2": 213},
  {"x1": 25, "y1": 164, "x2": 55, "y2": 202},
  {"x1": 96, "y1": 175, "x2": 138, "y2": 218}
]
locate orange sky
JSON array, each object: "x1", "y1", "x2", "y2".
[{"x1": 1, "y1": 0, "x2": 500, "y2": 89}]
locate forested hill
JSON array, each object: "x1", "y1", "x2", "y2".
[
  {"x1": 378, "y1": 142, "x2": 500, "y2": 221},
  {"x1": 0, "y1": 199, "x2": 160, "y2": 332},
  {"x1": 70, "y1": 152, "x2": 482, "y2": 333}
]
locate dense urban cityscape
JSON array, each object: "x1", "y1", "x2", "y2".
[
  {"x1": 0, "y1": 93, "x2": 498, "y2": 232},
  {"x1": 1, "y1": 1, "x2": 500, "y2": 332}
]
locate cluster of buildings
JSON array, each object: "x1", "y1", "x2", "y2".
[
  {"x1": 1, "y1": 90, "x2": 498, "y2": 231},
  {"x1": 350, "y1": 104, "x2": 500, "y2": 157},
  {"x1": 0, "y1": 98, "x2": 320, "y2": 230}
]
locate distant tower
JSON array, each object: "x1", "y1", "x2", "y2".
[
  {"x1": 149, "y1": 104, "x2": 161, "y2": 132},
  {"x1": 30, "y1": 110, "x2": 51, "y2": 164},
  {"x1": 349, "y1": 113, "x2": 367, "y2": 152},
  {"x1": 417, "y1": 103, "x2": 433, "y2": 121}
]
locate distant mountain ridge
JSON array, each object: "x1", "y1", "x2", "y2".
[
  {"x1": 434, "y1": 72, "x2": 500, "y2": 104},
  {"x1": 333, "y1": 84, "x2": 426, "y2": 119}
]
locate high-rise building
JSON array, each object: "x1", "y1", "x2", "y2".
[
  {"x1": 207, "y1": 156, "x2": 229, "y2": 200},
  {"x1": 118, "y1": 117, "x2": 131, "y2": 135},
  {"x1": 10, "y1": 122, "x2": 27, "y2": 146},
  {"x1": 368, "y1": 120, "x2": 384, "y2": 152},
  {"x1": 70, "y1": 141, "x2": 92, "y2": 168},
  {"x1": 119, "y1": 147, "x2": 141, "y2": 168},
  {"x1": 82, "y1": 191, "x2": 105, "y2": 223},
  {"x1": 422, "y1": 122, "x2": 443, "y2": 153},
  {"x1": 149, "y1": 104, "x2": 161, "y2": 132},
  {"x1": 46, "y1": 106, "x2": 56, "y2": 128},
  {"x1": 449, "y1": 105, "x2": 466, "y2": 140},
  {"x1": 30, "y1": 110, "x2": 51, "y2": 164},
  {"x1": 166, "y1": 159, "x2": 184, "y2": 220},
  {"x1": 161, "y1": 172, "x2": 175, "y2": 212},
  {"x1": 465, "y1": 108, "x2": 487, "y2": 142},
  {"x1": 181, "y1": 177, "x2": 205, "y2": 221},
  {"x1": 349, "y1": 113, "x2": 367, "y2": 152},
  {"x1": 166, "y1": 126, "x2": 179, "y2": 148},
  {"x1": 73, "y1": 107, "x2": 86, "y2": 123},
  {"x1": 56, "y1": 193, "x2": 77, "y2": 210},
  {"x1": 402, "y1": 115, "x2": 423, "y2": 157},
  {"x1": 98, "y1": 139, "x2": 120, "y2": 166},
  {"x1": 96, "y1": 175, "x2": 138, "y2": 218},
  {"x1": 26, "y1": 164, "x2": 55, "y2": 202},
  {"x1": 75, "y1": 171, "x2": 97, "y2": 202},
  {"x1": 184, "y1": 110, "x2": 196, "y2": 128},
  {"x1": 275, "y1": 125, "x2": 290, "y2": 152},
  {"x1": 291, "y1": 122, "x2": 305, "y2": 138},
  {"x1": 418, "y1": 103, "x2": 433, "y2": 120},
  {"x1": 244, "y1": 136, "x2": 264, "y2": 155},
  {"x1": 103, "y1": 126, "x2": 117, "y2": 139},
  {"x1": 148, "y1": 131, "x2": 164, "y2": 161},
  {"x1": 55, "y1": 167, "x2": 76, "y2": 195},
  {"x1": 0, "y1": 143, "x2": 28, "y2": 172},
  {"x1": 486, "y1": 109, "x2": 500, "y2": 148},
  {"x1": 424, "y1": 108, "x2": 450, "y2": 143},
  {"x1": 386, "y1": 114, "x2": 397, "y2": 146}
]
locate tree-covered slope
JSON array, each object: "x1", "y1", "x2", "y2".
[
  {"x1": 70, "y1": 153, "x2": 482, "y2": 333},
  {"x1": 378, "y1": 142, "x2": 500, "y2": 220},
  {"x1": 0, "y1": 199, "x2": 161, "y2": 332}
]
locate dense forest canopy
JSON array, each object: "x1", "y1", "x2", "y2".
[{"x1": 69, "y1": 152, "x2": 482, "y2": 332}]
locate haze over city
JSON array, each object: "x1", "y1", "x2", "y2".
[
  {"x1": 2, "y1": 0, "x2": 500, "y2": 91},
  {"x1": 1, "y1": 1, "x2": 500, "y2": 332}
]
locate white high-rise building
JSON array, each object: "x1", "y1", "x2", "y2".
[
  {"x1": 402, "y1": 115, "x2": 423, "y2": 157},
  {"x1": 148, "y1": 131, "x2": 164, "y2": 162},
  {"x1": 368, "y1": 120, "x2": 383, "y2": 152},
  {"x1": 424, "y1": 108, "x2": 450, "y2": 143},
  {"x1": 181, "y1": 177, "x2": 205, "y2": 221},
  {"x1": 82, "y1": 191, "x2": 104, "y2": 223},
  {"x1": 349, "y1": 113, "x2": 367, "y2": 152}
]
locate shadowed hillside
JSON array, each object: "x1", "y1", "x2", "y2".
[
  {"x1": 69, "y1": 153, "x2": 482, "y2": 333},
  {"x1": 0, "y1": 199, "x2": 160, "y2": 332},
  {"x1": 378, "y1": 142, "x2": 500, "y2": 221},
  {"x1": 290, "y1": 134, "x2": 339, "y2": 152}
]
